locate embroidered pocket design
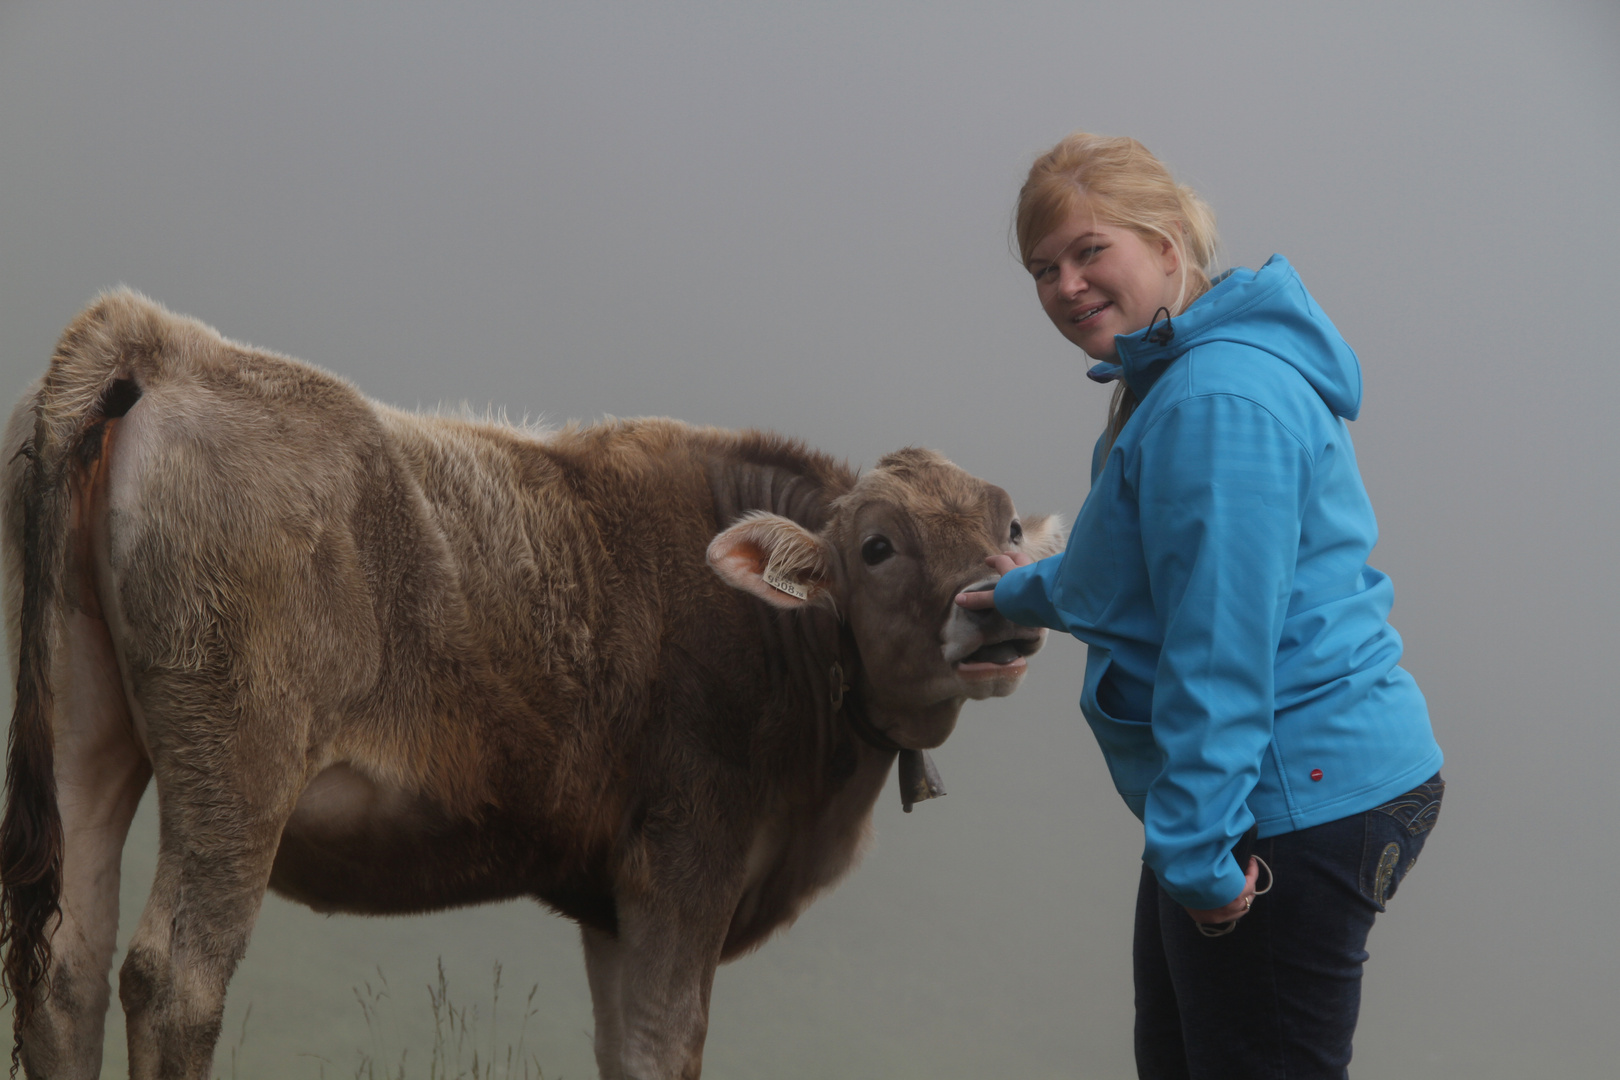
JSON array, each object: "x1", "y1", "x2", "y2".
[
  {"x1": 1372, "y1": 776, "x2": 1445, "y2": 837},
  {"x1": 1372, "y1": 842, "x2": 1401, "y2": 907}
]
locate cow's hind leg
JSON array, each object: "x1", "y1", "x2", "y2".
[
  {"x1": 115, "y1": 695, "x2": 305, "y2": 1080},
  {"x1": 19, "y1": 611, "x2": 150, "y2": 1079},
  {"x1": 117, "y1": 786, "x2": 295, "y2": 1078}
]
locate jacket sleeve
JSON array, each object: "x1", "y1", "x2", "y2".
[
  {"x1": 992, "y1": 554, "x2": 1070, "y2": 632},
  {"x1": 992, "y1": 426, "x2": 1114, "y2": 632},
  {"x1": 1132, "y1": 393, "x2": 1312, "y2": 910}
]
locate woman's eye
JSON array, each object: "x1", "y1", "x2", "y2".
[
  {"x1": 1010, "y1": 520, "x2": 1024, "y2": 544},
  {"x1": 861, "y1": 535, "x2": 895, "y2": 566}
]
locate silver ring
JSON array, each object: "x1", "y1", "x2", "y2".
[{"x1": 1243, "y1": 896, "x2": 1253, "y2": 910}]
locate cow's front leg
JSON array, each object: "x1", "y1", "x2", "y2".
[
  {"x1": 608, "y1": 896, "x2": 733, "y2": 1080},
  {"x1": 581, "y1": 925, "x2": 629, "y2": 1080}
]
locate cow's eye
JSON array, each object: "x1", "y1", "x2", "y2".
[
  {"x1": 1010, "y1": 519, "x2": 1024, "y2": 544},
  {"x1": 861, "y1": 535, "x2": 894, "y2": 566}
]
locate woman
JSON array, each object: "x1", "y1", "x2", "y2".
[{"x1": 957, "y1": 133, "x2": 1444, "y2": 1078}]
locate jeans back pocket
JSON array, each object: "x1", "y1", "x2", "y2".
[{"x1": 1359, "y1": 774, "x2": 1445, "y2": 910}]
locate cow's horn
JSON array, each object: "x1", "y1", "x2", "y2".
[{"x1": 898, "y1": 749, "x2": 945, "y2": 813}]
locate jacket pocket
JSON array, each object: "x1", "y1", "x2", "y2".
[
  {"x1": 1081, "y1": 653, "x2": 1161, "y2": 800},
  {"x1": 1359, "y1": 773, "x2": 1444, "y2": 910}
]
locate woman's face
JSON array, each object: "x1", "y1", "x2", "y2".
[{"x1": 1028, "y1": 204, "x2": 1182, "y2": 362}]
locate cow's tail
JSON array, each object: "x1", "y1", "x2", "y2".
[{"x1": 2, "y1": 289, "x2": 156, "y2": 1061}]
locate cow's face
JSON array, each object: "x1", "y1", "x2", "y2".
[{"x1": 707, "y1": 448, "x2": 1065, "y2": 750}]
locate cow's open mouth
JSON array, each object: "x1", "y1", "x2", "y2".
[
  {"x1": 959, "y1": 641, "x2": 1028, "y2": 666},
  {"x1": 955, "y1": 635, "x2": 1041, "y2": 676}
]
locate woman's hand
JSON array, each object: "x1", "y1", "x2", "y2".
[
  {"x1": 954, "y1": 551, "x2": 1035, "y2": 610},
  {"x1": 1185, "y1": 856, "x2": 1262, "y2": 925}
]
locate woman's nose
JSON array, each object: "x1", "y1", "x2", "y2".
[{"x1": 1058, "y1": 262, "x2": 1087, "y2": 297}]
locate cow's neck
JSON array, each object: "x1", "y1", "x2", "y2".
[
  {"x1": 708, "y1": 450, "x2": 846, "y2": 536},
  {"x1": 710, "y1": 455, "x2": 855, "y2": 774},
  {"x1": 832, "y1": 624, "x2": 949, "y2": 813},
  {"x1": 742, "y1": 598, "x2": 875, "y2": 798}
]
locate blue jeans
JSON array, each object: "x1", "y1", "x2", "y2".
[{"x1": 1133, "y1": 775, "x2": 1444, "y2": 1079}]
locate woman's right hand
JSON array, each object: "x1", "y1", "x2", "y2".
[
  {"x1": 954, "y1": 551, "x2": 1035, "y2": 610},
  {"x1": 1185, "y1": 856, "x2": 1264, "y2": 925}
]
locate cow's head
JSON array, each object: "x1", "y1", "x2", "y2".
[{"x1": 707, "y1": 448, "x2": 1064, "y2": 752}]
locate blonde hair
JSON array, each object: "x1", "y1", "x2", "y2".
[{"x1": 1015, "y1": 133, "x2": 1221, "y2": 446}]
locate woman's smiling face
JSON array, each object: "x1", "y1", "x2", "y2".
[{"x1": 1028, "y1": 202, "x2": 1183, "y2": 362}]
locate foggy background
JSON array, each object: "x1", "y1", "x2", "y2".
[{"x1": 2, "y1": 1, "x2": 1616, "y2": 1076}]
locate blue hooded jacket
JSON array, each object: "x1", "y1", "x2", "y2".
[{"x1": 994, "y1": 255, "x2": 1442, "y2": 909}]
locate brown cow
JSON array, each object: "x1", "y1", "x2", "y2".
[{"x1": 0, "y1": 290, "x2": 1063, "y2": 1079}]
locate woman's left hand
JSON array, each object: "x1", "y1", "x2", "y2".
[{"x1": 1185, "y1": 855, "x2": 1262, "y2": 924}]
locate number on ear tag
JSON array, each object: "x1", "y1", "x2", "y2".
[{"x1": 762, "y1": 565, "x2": 809, "y2": 600}]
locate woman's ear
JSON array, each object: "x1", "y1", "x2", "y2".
[
  {"x1": 1160, "y1": 233, "x2": 1181, "y2": 276},
  {"x1": 707, "y1": 511, "x2": 835, "y2": 609}
]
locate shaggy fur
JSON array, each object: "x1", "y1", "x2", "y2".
[{"x1": 1, "y1": 290, "x2": 1063, "y2": 1079}]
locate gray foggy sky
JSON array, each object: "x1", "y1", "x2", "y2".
[{"x1": 3, "y1": 2, "x2": 1618, "y2": 1076}]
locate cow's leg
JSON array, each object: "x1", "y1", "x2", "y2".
[
  {"x1": 117, "y1": 800, "x2": 289, "y2": 1079},
  {"x1": 18, "y1": 611, "x2": 150, "y2": 1079},
  {"x1": 582, "y1": 925, "x2": 628, "y2": 1080},
  {"x1": 606, "y1": 895, "x2": 733, "y2": 1080},
  {"x1": 115, "y1": 705, "x2": 303, "y2": 1080}
]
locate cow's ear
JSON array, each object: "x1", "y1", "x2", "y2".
[
  {"x1": 707, "y1": 512, "x2": 834, "y2": 610},
  {"x1": 1017, "y1": 513, "x2": 1067, "y2": 559}
]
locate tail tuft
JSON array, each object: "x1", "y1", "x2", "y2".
[{"x1": 0, "y1": 434, "x2": 66, "y2": 1073}]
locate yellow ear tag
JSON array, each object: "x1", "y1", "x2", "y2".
[{"x1": 762, "y1": 564, "x2": 809, "y2": 600}]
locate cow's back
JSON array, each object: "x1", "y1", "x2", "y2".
[{"x1": 371, "y1": 412, "x2": 727, "y2": 729}]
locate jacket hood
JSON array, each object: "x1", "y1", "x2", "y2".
[{"x1": 1086, "y1": 255, "x2": 1363, "y2": 421}]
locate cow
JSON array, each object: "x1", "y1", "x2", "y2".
[{"x1": 0, "y1": 290, "x2": 1064, "y2": 1079}]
